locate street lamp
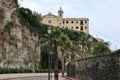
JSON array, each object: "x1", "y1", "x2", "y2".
[
  {"x1": 48, "y1": 27, "x2": 51, "y2": 80},
  {"x1": 48, "y1": 27, "x2": 52, "y2": 34}
]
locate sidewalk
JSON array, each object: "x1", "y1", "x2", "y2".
[
  {"x1": 0, "y1": 73, "x2": 65, "y2": 80},
  {"x1": 65, "y1": 77, "x2": 79, "y2": 80}
]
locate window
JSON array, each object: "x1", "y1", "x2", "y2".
[
  {"x1": 85, "y1": 27, "x2": 87, "y2": 29},
  {"x1": 48, "y1": 20, "x2": 51, "y2": 24},
  {"x1": 60, "y1": 13, "x2": 61, "y2": 17},
  {"x1": 71, "y1": 21, "x2": 74, "y2": 24},
  {"x1": 81, "y1": 26, "x2": 83, "y2": 31},
  {"x1": 63, "y1": 21, "x2": 64, "y2": 24},
  {"x1": 66, "y1": 21, "x2": 69, "y2": 24},
  {"x1": 85, "y1": 21, "x2": 87, "y2": 24},
  {"x1": 80, "y1": 20, "x2": 83, "y2": 25},
  {"x1": 76, "y1": 26, "x2": 79, "y2": 29}
]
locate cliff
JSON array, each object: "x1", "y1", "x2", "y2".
[{"x1": 0, "y1": 0, "x2": 41, "y2": 69}]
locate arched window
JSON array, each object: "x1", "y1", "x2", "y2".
[
  {"x1": 81, "y1": 26, "x2": 83, "y2": 31},
  {"x1": 66, "y1": 21, "x2": 69, "y2": 24},
  {"x1": 63, "y1": 21, "x2": 64, "y2": 24},
  {"x1": 48, "y1": 20, "x2": 51, "y2": 24},
  {"x1": 60, "y1": 13, "x2": 61, "y2": 17},
  {"x1": 80, "y1": 20, "x2": 84, "y2": 25},
  {"x1": 71, "y1": 21, "x2": 74, "y2": 24}
]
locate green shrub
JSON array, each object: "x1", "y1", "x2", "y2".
[
  {"x1": 0, "y1": 67, "x2": 33, "y2": 74},
  {"x1": 0, "y1": 67, "x2": 51, "y2": 74},
  {"x1": 35, "y1": 69, "x2": 48, "y2": 73}
]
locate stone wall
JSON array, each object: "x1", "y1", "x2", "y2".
[{"x1": 68, "y1": 52, "x2": 120, "y2": 80}]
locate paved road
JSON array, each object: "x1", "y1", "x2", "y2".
[
  {"x1": 9, "y1": 76, "x2": 50, "y2": 80},
  {"x1": 9, "y1": 75, "x2": 64, "y2": 80}
]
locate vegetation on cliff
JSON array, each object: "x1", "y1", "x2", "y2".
[{"x1": 19, "y1": 7, "x2": 48, "y2": 38}]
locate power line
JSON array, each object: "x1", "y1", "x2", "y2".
[{"x1": 90, "y1": 28, "x2": 120, "y2": 43}]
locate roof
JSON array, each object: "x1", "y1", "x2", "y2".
[
  {"x1": 63, "y1": 18, "x2": 89, "y2": 21},
  {"x1": 42, "y1": 12, "x2": 58, "y2": 18}
]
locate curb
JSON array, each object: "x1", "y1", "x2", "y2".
[
  {"x1": 0, "y1": 73, "x2": 65, "y2": 80},
  {"x1": 0, "y1": 73, "x2": 48, "y2": 80}
]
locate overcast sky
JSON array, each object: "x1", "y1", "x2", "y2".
[{"x1": 18, "y1": 0, "x2": 120, "y2": 51}]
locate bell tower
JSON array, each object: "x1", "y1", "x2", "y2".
[{"x1": 58, "y1": 7, "x2": 63, "y2": 18}]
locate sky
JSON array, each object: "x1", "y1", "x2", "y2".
[{"x1": 18, "y1": 0, "x2": 120, "y2": 51}]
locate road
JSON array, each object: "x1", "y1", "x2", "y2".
[
  {"x1": 8, "y1": 75, "x2": 64, "y2": 80},
  {"x1": 9, "y1": 76, "x2": 50, "y2": 80}
]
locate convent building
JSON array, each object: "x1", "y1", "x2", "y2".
[{"x1": 42, "y1": 7, "x2": 89, "y2": 34}]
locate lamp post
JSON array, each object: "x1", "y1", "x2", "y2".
[{"x1": 48, "y1": 27, "x2": 51, "y2": 80}]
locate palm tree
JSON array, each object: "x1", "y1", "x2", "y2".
[
  {"x1": 59, "y1": 33, "x2": 71, "y2": 77},
  {"x1": 78, "y1": 32, "x2": 89, "y2": 57},
  {"x1": 71, "y1": 32, "x2": 88, "y2": 59},
  {"x1": 51, "y1": 27, "x2": 68, "y2": 80},
  {"x1": 91, "y1": 42, "x2": 111, "y2": 56},
  {"x1": 41, "y1": 28, "x2": 71, "y2": 79}
]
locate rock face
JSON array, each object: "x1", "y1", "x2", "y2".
[{"x1": 0, "y1": 0, "x2": 41, "y2": 69}]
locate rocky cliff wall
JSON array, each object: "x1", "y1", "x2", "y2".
[{"x1": 0, "y1": 0, "x2": 41, "y2": 69}]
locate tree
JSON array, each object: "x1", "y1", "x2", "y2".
[
  {"x1": 50, "y1": 27, "x2": 71, "y2": 80},
  {"x1": 59, "y1": 33, "x2": 71, "y2": 77},
  {"x1": 70, "y1": 32, "x2": 89, "y2": 59},
  {"x1": 78, "y1": 32, "x2": 89, "y2": 57},
  {"x1": 91, "y1": 42, "x2": 111, "y2": 56}
]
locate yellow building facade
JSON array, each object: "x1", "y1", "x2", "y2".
[{"x1": 42, "y1": 7, "x2": 89, "y2": 33}]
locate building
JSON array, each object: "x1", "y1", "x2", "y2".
[
  {"x1": 96, "y1": 38, "x2": 104, "y2": 43},
  {"x1": 42, "y1": 7, "x2": 89, "y2": 33}
]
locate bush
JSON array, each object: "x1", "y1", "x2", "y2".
[
  {"x1": 0, "y1": 67, "x2": 53, "y2": 74},
  {"x1": 35, "y1": 69, "x2": 48, "y2": 73},
  {"x1": 0, "y1": 67, "x2": 33, "y2": 74}
]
